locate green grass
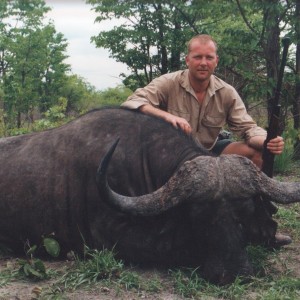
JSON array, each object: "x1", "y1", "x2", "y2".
[
  {"x1": 0, "y1": 268, "x2": 18, "y2": 288},
  {"x1": 275, "y1": 204, "x2": 300, "y2": 239},
  {"x1": 274, "y1": 147, "x2": 294, "y2": 174},
  {"x1": 274, "y1": 128, "x2": 299, "y2": 175},
  {"x1": 56, "y1": 247, "x2": 124, "y2": 290},
  {"x1": 170, "y1": 267, "x2": 206, "y2": 298}
]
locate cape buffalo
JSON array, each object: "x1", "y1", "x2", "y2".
[{"x1": 0, "y1": 107, "x2": 299, "y2": 284}]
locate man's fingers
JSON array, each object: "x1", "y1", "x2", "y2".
[
  {"x1": 178, "y1": 121, "x2": 192, "y2": 134},
  {"x1": 267, "y1": 136, "x2": 285, "y2": 154}
]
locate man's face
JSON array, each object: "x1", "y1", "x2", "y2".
[{"x1": 185, "y1": 40, "x2": 219, "y2": 83}]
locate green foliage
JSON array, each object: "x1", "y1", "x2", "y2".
[
  {"x1": 0, "y1": 265, "x2": 18, "y2": 288},
  {"x1": 274, "y1": 127, "x2": 298, "y2": 174},
  {"x1": 58, "y1": 246, "x2": 124, "y2": 290},
  {"x1": 0, "y1": 109, "x2": 6, "y2": 137},
  {"x1": 51, "y1": 246, "x2": 162, "y2": 295},
  {"x1": 18, "y1": 258, "x2": 47, "y2": 280},
  {"x1": 43, "y1": 238, "x2": 60, "y2": 258},
  {"x1": 170, "y1": 268, "x2": 250, "y2": 299},
  {"x1": 59, "y1": 75, "x2": 98, "y2": 113},
  {"x1": 44, "y1": 97, "x2": 67, "y2": 122},
  {"x1": 247, "y1": 245, "x2": 271, "y2": 275},
  {"x1": 98, "y1": 85, "x2": 132, "y2": 107},
  {"x1": 141, "y1": 274, "x2": 162, "y2": 293},
  {"x1": 88, "y1": 0, "x2": 195, "y2": 86},
  {"x1": 0, "y1": 0, "x2": 69, "y2": 128},
  {"x1": 3, "y1": 126, "x2": 32, "y2": 137},
  {"x1": 276, "y1": 203, "x2": 300, "y2": 239},
  {"x1": 168, "y1": 247, "x2": 300, "y2": 300},
  {"x1": 17, "y1": 236, "x2": 60, "y2": 281},
  {"x1": 254, "y1": 277, "x2": 300, "y2": 299},
  {"x1": 0, "y1": 98, "x2": 71, "y2": 136},
  {"x1": 170, "y1": 268, "x2": 205, "y2": 298},
  {"x1": 33, "y1": 97, "x2": 70, "y2": 131},
  {"x1": 0, "y1": 84, "x2": 132, "y2": 137},
  {"x1": 117, "y1": 270, "x2": 141, "y2": 290}
]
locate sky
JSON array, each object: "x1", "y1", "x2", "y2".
[{"x1": 45, "y1": 0, "x2": 129, "y2": 91}]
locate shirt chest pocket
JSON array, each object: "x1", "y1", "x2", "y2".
[{"x1": 202, "y1": 114, "x2": 226, "y2": 128}]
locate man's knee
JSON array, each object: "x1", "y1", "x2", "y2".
[{"x1": 221, "y1": 142, "x2": 262, "y2": 168}]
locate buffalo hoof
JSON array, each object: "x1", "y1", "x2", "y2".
[{"x1": 267, "y1": 233, "x2": 292, "y2": 249}]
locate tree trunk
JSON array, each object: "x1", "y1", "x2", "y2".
[
  {"x1": 293, "y1": 0, "x2": 300, "y2": 157},
  {"x1": 263, "y1": 0, "x2": 281, "y2": 122},
  {"x1": 170, "y1": 12, "x2": 182, "y2": 71},
  {"x1": 156, "y1": 3, "x2": 168, "y2": 75}
]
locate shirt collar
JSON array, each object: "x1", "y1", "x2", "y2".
[
  {"x1": 179, "y1": 69, "x2": 191, "y2": 90},
  {"x1": 207, "y1": 75, "x2": 225, "y2": 97},
  {"x1": 180, "y1": 70, "x2": 225, "y2": 96}
]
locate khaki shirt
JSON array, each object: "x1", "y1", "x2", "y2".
[{"x1": 121, "y1": 70, "x2": 266, "y2": 150}]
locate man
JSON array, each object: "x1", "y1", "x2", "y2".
[
  {"x1": 121, "y1": 34, "x2": 291, "y2": 247},
  {"x1": 121, "y1": 34, "x2": 284, "y2": 168}
]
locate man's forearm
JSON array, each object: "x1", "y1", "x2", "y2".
[
  {"x1": 139, "y1": 104, "x2": 171, "y2": 121},
  {"x1": 248, "y1": 136, "x2": 266, "y2": 151}
]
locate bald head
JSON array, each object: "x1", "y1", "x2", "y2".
[{"x1": 187, "y1": 34, "x2": 218, "y2": 54}]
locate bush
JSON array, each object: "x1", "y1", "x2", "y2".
[{"x1": 274, "y1": 127, "x2": 298, "y2": 174}]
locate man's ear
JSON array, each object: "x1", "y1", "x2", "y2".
[{"x1": 185, "y1": 55, "x2": 189, "y2": 66}]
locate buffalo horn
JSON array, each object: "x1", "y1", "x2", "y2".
[
  {"x1": 97, "y1": 141, "x2": 300, "y2": 216},
  {"x1": 96, "y1": 139, "x2": 187, "y2": 216}
]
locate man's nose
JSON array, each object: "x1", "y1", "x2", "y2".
[{"x1": 199, "y1": 58, "x2": 208, "y2": 65}]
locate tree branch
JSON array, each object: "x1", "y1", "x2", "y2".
[{"x1": 235, "y1": 0, "x2": 258, "y2": 35}]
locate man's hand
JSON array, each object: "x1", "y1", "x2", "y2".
[
  {"x1": 266, "y1": 136, "x2": 284, "y2": 155},
  {"x1": 164, "y1": 115, "x2": 192, "y2": 135},
  {"x1": 139, "y1": 104, "x2": 192, "y2": 135}
]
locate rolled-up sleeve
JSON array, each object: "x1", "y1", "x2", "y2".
[
  {"x1": 227, "y1": 93, "x2": 267, "y2": 141},
  {"x1": 121, "y1": 74, "x2": 178, "y2": 110},
  {"x1": 121, "y1": 76, "x2": 171, "y2": 110},
  {"x1": 121, "y1": 88, "x2": 154, "y2": 109}
]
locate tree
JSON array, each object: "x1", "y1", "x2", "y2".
[
  {"x1": 59, "y1": 74, "x2": 99, "y2": 113},
  {"x1": 292, "y1": 0, "x2": 300, "y2": 152},
  {"x1": 39, "y1": 25, "x2": 70, "y2": 113},
  {"x1": 234, "y1": 0, "x2": 295, "y2": 127},
  {"x1": 0, "y1": 0, "x2": 69, "y2": 127},
  {"x1": 87, "y1": 0, "x2": 201, "y2": 90}
]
